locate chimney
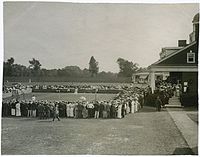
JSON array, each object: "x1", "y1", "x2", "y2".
[{"x1": 178, "y1": 40, "x2": 187, "y2": 47}]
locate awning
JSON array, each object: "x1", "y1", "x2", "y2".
[{"x1": 139, "y1": 75, "x2": 148, "y2": 79}]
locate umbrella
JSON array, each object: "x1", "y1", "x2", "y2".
[{"x1": 80, "y1": 96, "x2": 86, "y2": 101}]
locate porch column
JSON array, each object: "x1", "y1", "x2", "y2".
[
  {"x1": 132, "y1": 74, "x2": 136, "y2": 83},
  {"x1": 150, "y1": 71, "x2": 155, "y2": 93}
]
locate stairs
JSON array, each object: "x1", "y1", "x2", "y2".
[{"x1": 165, "y1": 96, "x2": 183, "y2": 108}]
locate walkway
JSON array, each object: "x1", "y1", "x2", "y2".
[{"x1": 167, "y1": 107, "x2": 198, "y2": 154}]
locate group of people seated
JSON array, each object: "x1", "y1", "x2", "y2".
[
  {"x1": 2, "y1": 87, "x2": 145, "y2": 119},
  {"x1": 3, "y1": 83, "x2": 31, "y2": 94},
  {"x1": 33, "y1": 84, "x2": 124, "y2": 90}
]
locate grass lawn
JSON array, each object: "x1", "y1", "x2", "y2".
[
  {"x1": 4, "y1": 93, "x2": 117, "y2": 102},
  {"x1": 1, "y1": 106, "x2": 190, "y2": 155}
]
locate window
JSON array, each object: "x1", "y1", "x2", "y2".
[{"x1": 187, "y1": 51, "x2": 195, "y2": 63}]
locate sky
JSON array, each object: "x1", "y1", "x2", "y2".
[{"x1": 3, "y1": 2, "x2": 199, "y2": 73}]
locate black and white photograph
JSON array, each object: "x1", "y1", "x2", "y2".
[{"x1": 1, "y1": 0, "x2": 199, "y2": 155}]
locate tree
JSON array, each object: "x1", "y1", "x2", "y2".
[
  {"x1": 3, "y1": 57, "x2": 15, "y2": 76},
  {"x1": 29, "y1": 58, "x2": 41, "y2": 76},
  {"x1": 117, "y1": 58, "x2": 138, "y2": 77},
  {"x1": 63, "y1": 66, "x2": 82, "y2": 77},
  {"x1": 7, "y1": 57, "x2": 14, "y2": 65},
  {"x1": 12, "y1": 64, "x2": 27, "y2": 77},
  {"x1": 89, "y1": 56, "x2": 99, "y2": 77}
]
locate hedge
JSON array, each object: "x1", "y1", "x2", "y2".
[{"x1": 180, "y1": 93, "x2": 198, "y2": 107}]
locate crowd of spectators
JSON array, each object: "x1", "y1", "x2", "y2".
[
  {"x1": 2, "y1": 86, "x2": 145, "y2": 119},
  {"x1": 32, "y1": 84, "x2": 128, "y2": 94},
  {"x1": 3, "y1": 83, "x2": 31, "y2": 94},
  {"x1": 143, "y1": 82, "x2": 176, "y2": 110},
  {"x1": 2, "y1": 82, "x2": 178, "y2": 119},
  {"x1": 33, "y1": 84, "x2": 124, "y2": 90}
]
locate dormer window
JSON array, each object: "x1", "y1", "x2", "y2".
[{"x1": 187, "y1": 50, "x2": 195, "y2": 63}]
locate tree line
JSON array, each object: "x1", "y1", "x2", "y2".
[{"x1": 3, "y1": 56, "x2": 139, "y2": 79}]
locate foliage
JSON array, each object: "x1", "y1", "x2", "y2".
[
  {"x1": 29, "y1": 58, "x2": 41, "y2": 76},
  {"x1": 3, "y1": 57, "x2": 14, "y2": 76},
  {"x1": 117, "y1": 58, "x2": 139, "y2": 77},
  {"x1": 3, "y1": 57, "x2": 134, "y2": 82},
  {"x1": 7, "y1": 57, "x2": 14, "y2": 65},
  {"x1": 89, "y1": 56, "x2": 99, "y2": 77}
]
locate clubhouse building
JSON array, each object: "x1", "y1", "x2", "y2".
[{"x1": 148, "y1": 13, "x2": 199, "y2": 106}]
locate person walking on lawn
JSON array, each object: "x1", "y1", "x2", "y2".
[
  {"x1": 53, "y1": 103, "x2": 60, "y2": 121},
  {"x1": 155, "y1": 95, "x2": 162, "y2": 112}
]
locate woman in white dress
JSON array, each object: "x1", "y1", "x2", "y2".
[
  {"x1": 69, "y1": 103, "x2": 74, "y2": 118},
  {"x1": 131, "y1": 100, "x2": 135, "y2": 114},
  {"x1": 135, "y1": 99, "x2": 138, "y2": 112},
  {"x1": 117, "y1": 104, "x2": 122, "y2": 119},
  {"x1": 15, "y1": 101, "x2": 21, "y2": 117},
  {"x1": 126, "y1": 102, "x2": 130, "y2": 114},
  {"x1": 66, "y1": 103, "x2": 71, "y2": 118},
  {"x1": 133, "y1": 96, "x2": 138, "y2": 113}
]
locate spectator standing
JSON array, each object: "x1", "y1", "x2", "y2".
[
  {"x1": 11, "y1": 100, "x2": 16, "y2": 116},
  {"x1": 2, "y1": 101, "x2": 9, "y2": 117},
  {"x1": 69, "y1": 103, "x2": 74, "y2": 118},
  {"x1": 66, "y1": 102, "x2": 71, "y2": 118},
  {"x1": 117, "y1": 103, "x2": 122, "y2": 119},
  {"x1": 32, "y1": 95, "x2": 36, "y2": 102},
  {"x1": 20, "y1": 100, "x2": 27, "y2": 117},
  {"x1": 155, "y1": 95, "x2": 162, "y2": 112},
  {"x1": 94, "y1": 101, "x2": 100, "y2": 119},
  {"x1": 106, "y1": 102, "x2": 111, "y2": 118},
  {"x1": 102, "y1": 102, "x2": 107, "y2": 119},
  {"x1": 121, "y1": 103, "x2": 125, "y2": 118},
  {"x1": 77, "y1": 102, "x2": 83, "y2": 118},
  {"x1": 87, "y1": 102, "x2": 94, "y2": 118},
  {"x1": 110, "y1": 103, "x2": 116, "y2": 118},
  {"x1": 82, "y1": 104, "x2": 88, "y2": 119},
  {"x1": 31, "y1": 102, "x2": 37, "y2": 117},
  {"x1": 15, "y1": 101, "x2": 21, "y2": 117},
  {"x1": 74, "y1": 104, "x2": 78, "y2": 118},
  {"x1": 27, "y1": 101, "x2": 32, "y2": 117},
  {"x1": 37, "y1": 103, "x2": 43, "y2": 119},
  {"x1": 99, "y1": 102, "x2": 104, "y2": 118},
  {"x1": 131, "y1": 99, "x2": 135, "y2": 114}
]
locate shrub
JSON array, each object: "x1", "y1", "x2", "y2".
[{"x1": 180, "y1": 93, "x2": 198, "y2": 107}]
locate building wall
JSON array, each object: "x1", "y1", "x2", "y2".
[
  {"x1": 182, "y1": 72, "x2": 198, "y2": 94},
  {"x1": 169, "y1": 72, "x2": 182, "y2": 84},
  {"x1": 169, "y1": 72, "x2": 198, "y2": 94}
]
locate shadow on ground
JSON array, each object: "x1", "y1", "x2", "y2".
[
  {"x1": 140, "y1": 106, "x2": 168, "y2": 113},
  {"x1": 187, "y1": 113, "x2": 198, "y2": 124},
  {"x1": 173, "y1": 147, "x2": 198, "y2": 155},
  {"x1": 38, "y1": 120, "x2": 53, "y2": 123}
]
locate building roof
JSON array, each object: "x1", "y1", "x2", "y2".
[
  {"x1": 136, "y1": 68, "x2": 148, "y2": 73},
  {"x1": 149, "y1": 41, "x2": 197, "y2": 67},
  {"x1": 192, "y1": 13, "x2": 199, "y2": 24},
  {"x1": 162, "y1": 47, "x2": 182, "y2": 50}
]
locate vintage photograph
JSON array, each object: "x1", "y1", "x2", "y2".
[{"x1": 1, "y1": 1, "x2": 199, "y2": 155}]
